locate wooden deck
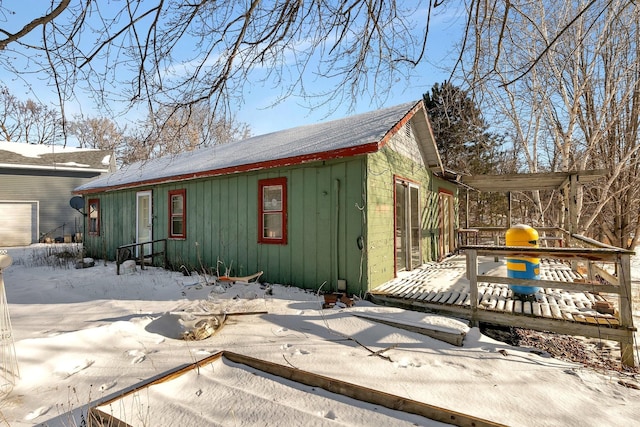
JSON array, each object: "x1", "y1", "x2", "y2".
[{"x1": 369, "y1": 256, "x2": 624, "y2": 333}]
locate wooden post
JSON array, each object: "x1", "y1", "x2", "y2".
[
  {"x1": 618, "y1": 253, "x2": 636, "y2": 367},
  {"x1": 163, "y1": 239, "x2": 168, "y2": 269},
  {"x1": 568, "y1": 174, "x2": 578, "y2": 237},
  {"x1": 139, "y1": 242, "x2": 145, "y2": 271},
  {"x1": 465, "y1": 188, "x2": 470, "y2": 229},
  {"x1": 467, "y1": 249, "x2": 479, "y2": 327},
  {"x1": 507, "y1": 192, "x2": 512, "y2": 229}
]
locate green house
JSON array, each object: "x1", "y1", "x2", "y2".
[{"x1": 74, "y1": 101, "x2": 458, "y2": 295}]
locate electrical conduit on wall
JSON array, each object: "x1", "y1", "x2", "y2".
[{"x1": 333, "y1": 178, "x2": 340, "y2": 293}]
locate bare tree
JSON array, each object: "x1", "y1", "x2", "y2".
[
  {"x1": 466, "y1": 1, "x2": 640, "y2": 248},
  {"x1": 0, "y1": 1, "x2": 439, "y2": 133},
  {"x1": 118, "y1": 103, "x2": 251, "y2": 165},
  {"x1": 68, "y1": 116, "x2": 125, "y2": 151},
  {"x1": 0, "y1": 86, "x2": 62, "y2": 144}
]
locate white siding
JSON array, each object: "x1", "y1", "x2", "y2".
[{"x1": 387, "y1": 120, "x2": 423, "y2": 165}]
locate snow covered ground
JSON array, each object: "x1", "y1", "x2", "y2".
[{"x1": 0, "y1": 244, "x2": 638, "y2": 426}]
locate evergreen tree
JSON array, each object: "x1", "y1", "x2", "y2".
[
  {"x1": 424, "y1": 82, "x2": 511, "y2": 227},
  {"x1": 423, "y1": 82, "x2": 506, "y2": 175}
]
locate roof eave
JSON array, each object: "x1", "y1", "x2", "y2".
[
  {"x1": 376, "y1": 101, "x2": 444, "y2": 174},
  {"x1": 0, "y1": 163, "x2": 110, "y2": 173},
  {"x1": 75, "y1": 142, "x2": 381, "y2": 195}
]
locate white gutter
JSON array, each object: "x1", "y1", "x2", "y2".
[{"x1": 0, "y1": 163, "x2": 110, "y2": 173}]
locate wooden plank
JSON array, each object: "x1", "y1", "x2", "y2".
[
  {"x1": 223, "y1": 352, "x2": 507, "y2": 427},
  {"x1": 371, "y1": 282, "x2": 396, "y2": 294},
  {"x1": 419, "y1": 291, "x2": 437, "y2": 301},
  {"x1": 435, "y1": 292, "x2": 452, "y2": 303},
  {"x1": 574, "y1": 300, "x2": 587, "y2": 309},
  {"x1": 427, "y1": 291, "x2": 445, "y2": 303},
  {"x1": 403, "y1": 289, "x2": 422, "y2": 300},
  {"x1": 504, "y1": 299, "x2": 514, "y2": 313},
  {"x1": 513, "y1": 300, "x2": 522, "y2": 314},
  {"x1": 523, "y1": 302, "x2": 532, "y2": 315},
  {"x1": 485, "y1": 291, "x2": 499, "y2": 310},
  {"x1": 573, "y1": 314, "x2": 587, "y2": 323},
  {"x1": 540, "y1": 304, "x2": 552, "y2": 318},
  {"x1": 444, "y1": 292, "x2": 461, "y2": 305},
  {"x1": 549, "y1": 302, "x2": 563, "y2": 320},
  {"x1": 352, "y1": 313, "x2": 465, "y2": 347},
  {"x1": 532, "y1": 302, "x2": 542, "y2": 317},
  {"x1": 393, "y1": 285, "x2": 413, "y2": 298},
  {"x1": 92, "y1": 350, "x2": 507, "y2": 427},
  {"x1": 464, "y1": 245, "x2": 629, "y2": 262},
  {"x1": 367, "y1": 294, "x2": 634, "y2": 343},
  {"x1": 608, "y1": 318, "x2": 620, "y2": 326},
  {"x1": 460, "y1": 293, "x2": 471, "y2": 306},
  {"x1": 592, "y1": 264, "x2": 619, "y2": 286},
  {"x1": 472, "y1": 311, "x2": 634, "y2": 343},
  {"x1": 480, "y1": 289, "x2": 493, "y2": 307},
  {"x1": 498, "y1": 287, "x2": 509, "y2": 298},
  {"x1": 618, "y1": 253, "x2": 635, "y2": 367},
  {"x1": 415, "y1": 290, "x2": 433, "y2": 301},
  {"x1": 467, "y1": 249, "x2": 479, "y2": 326},
  {"x1": 89, "y1": 408, "x2": 133, "y2": 427},
  {"x1": 477, "y1": 275, "x2": 619, "y2": 294}
]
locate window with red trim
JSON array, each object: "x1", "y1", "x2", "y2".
[
  {"x1": 258, "y1": 177, "x2": 287, "y2": 244},
  {"x1": 169, "y1": 189, "x2": 186, "y2": 239},
  {"x1": 88, "y1": 198, "x2": 100, "y2": 236}
]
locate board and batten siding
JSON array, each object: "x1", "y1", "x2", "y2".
[
  {"x1": 365, "y1": 120, "x2": 447, "y2": 290},
  {"x1": 83, "y1": 157, "x2": 369, "y2": 295}
]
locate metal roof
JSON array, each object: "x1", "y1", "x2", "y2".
[{"x1": 75, "y1": 101, "x2": 443, "y2": 194}]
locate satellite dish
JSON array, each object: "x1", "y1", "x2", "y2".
[
  {"x1": 70, "y1": 196, "x2": 84, "y2": 211},
  {"x1": 0, "y1": 254, "x2": 12, "y2": 269}
]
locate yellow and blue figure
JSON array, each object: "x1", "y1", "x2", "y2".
[{"x1": 505, "y1": 224, "x2": 541, "y2": 295}]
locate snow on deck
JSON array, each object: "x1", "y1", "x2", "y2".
[{"x1": 371, "y1": 256, "x2": 621, "y2": 327}]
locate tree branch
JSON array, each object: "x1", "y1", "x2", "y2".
[{"x1": 0, "y1": 0, "x2": 71, "y2": 50}]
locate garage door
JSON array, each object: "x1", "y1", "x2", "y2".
[{"x1": 0, "y1": 201, "x2": 38, "y2": 246}]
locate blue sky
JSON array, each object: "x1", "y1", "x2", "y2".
[
  {"x1": 236, "y1": 5, "x2": 466, "y2": 134},
  {"x1": 1, "y1": 2, "x2": 466, "y2": 137}
]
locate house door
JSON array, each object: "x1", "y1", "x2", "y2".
[
  {"x1": 395, "y1": 179, "x2": 421, "y2": 272},
  {"x1": 136, "y1": 191, "x2": 153, "y2": 257},
  {"x1": 439, "y1": 191, "x2": 455, "y2": 258}
]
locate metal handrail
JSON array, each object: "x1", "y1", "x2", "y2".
[{"x1": 116, "y1": 239, "x2": 167, "y2": 274}]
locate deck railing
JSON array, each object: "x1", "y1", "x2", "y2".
[
  {"x1": 457, "y1": 226, "x2": 568, "y2": 248},
  {"x1": 462, "y1": 243, "x2": 636, "y2": 367},
  {"x1": 116, "y1": 239, "x2": 167, "y2": 275}
]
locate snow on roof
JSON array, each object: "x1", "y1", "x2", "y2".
[
  {"x1": 0, "y1": 140, "x2": 113, "y2": 172},
  {"x1": 0, "y1": 140, "x2": 92, "y2": 158},
  {"x1": 75, "y1": 101, "x2": 422, "y2": 193}
]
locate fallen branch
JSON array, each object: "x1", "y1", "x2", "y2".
[
  {"x1": 348, "y1": 338, "x2": 394, "y2": 361},
  {"x1": 367, "y1": 344, "x2": 399, "y2": 357},
  {"x1": 316, "y1": 281, "x2": 394, "y2": 362}
]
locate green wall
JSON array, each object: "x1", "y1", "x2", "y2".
[
  {"x1": 365, "y1": 145, "x2": 451, "y2": 290},
  {"x1": 83, "y1": 157, "x2": 369, "y2": 295},
  {"x1": 83, "y1": 146, "x2": 457, "y2": 294}
]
